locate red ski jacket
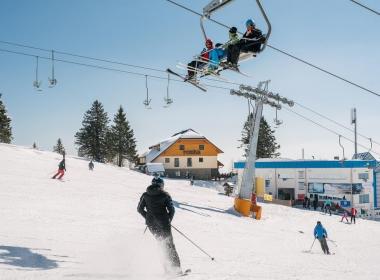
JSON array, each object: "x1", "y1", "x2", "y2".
[{"x1": 351, "y1": 208, "x2": 357, "y2": 216}]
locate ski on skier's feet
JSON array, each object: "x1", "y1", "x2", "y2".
[
  {"x1": 167, "y1": 68, "x2": 207, "y2": 92},
  {"x1": 177, "y1": 62, "x2": 230, "y2": 82},
  {"x1": 302, "y1": 250, "x2": 335, "y2": 255},
  {"x1": 177, "y1": 269, "x2": 191, "y2": 278},
  {"x1": 219, "y1": 62, "x2": 252, "y2": 77},
  {"x1": 166, "y1": 268, "x2": 191, "y2": 279}
]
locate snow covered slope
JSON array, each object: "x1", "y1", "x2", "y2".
[{"x1": 1, "y1": 143, "x2": 380, "y2": 280}]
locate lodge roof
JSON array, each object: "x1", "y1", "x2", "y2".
[{"x1": 141, "y1": 128, "x2": 222, "y2": 163}]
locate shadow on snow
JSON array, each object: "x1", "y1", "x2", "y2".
[{"x1": 0, "y1": 245, "x2": 60, "y2": 270}]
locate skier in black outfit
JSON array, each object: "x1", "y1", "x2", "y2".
[
  {"x1": 137, "y1": 178, "x2": 182, "y2": 275},
  {"x1": 313, "y1": 195, "x2": 319, "y2": 211},
  {"x1": 226, "y1": 19, "x2": 265, "y2": 68}
]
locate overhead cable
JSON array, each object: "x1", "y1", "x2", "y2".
[
  {"x1": 0, "y1": 47, "x2": 232, "y2": 91},
  {"x1": 283, "y1": 106, "x2": 380, "y2": 157},
  {"x1": 2, "y1": 47, "x2": 379, "y2": 156},
  {"x1": 294, "y1": 101, "x2": 380, "y2": 147},
  {"x1": 349, "y1": 0, "x2": 380, "y2": 16},
  {"x1": 164, "y1": 0, "x2": 380, "y2": 98}
]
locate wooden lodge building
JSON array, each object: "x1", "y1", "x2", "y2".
[{"x1": 139, "y1": 129, "x2": 223, "y2": 180}]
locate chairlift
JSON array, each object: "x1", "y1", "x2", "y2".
[
  {"x1": 200, "y1": 0, "x2": 271, "y2": 69},
  {"x1": 167, "y1": 0, "x2": 272, "y2": 92},
  {"x1": 273, "y1": 99, "x2": 282, "y2": 127},
  {"x1": 48, "y1": 50, "x2": 57, "y2": 88},
  {"x1": 143, "y1": 75, "x2": 152, "y2": 109},
  {"x1": 164, "y1": 73, "x2": 173, "y2": 108},
  {"x1": 33, "y1": 56, "x2": 43, "y2": 93}
]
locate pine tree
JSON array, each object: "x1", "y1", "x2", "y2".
[
  {"x1": 0, "y1": 94, "x2": 12, "y2": 143},
  {"x1": 239, "y1": 114, "x2": 280, "y2": 159},
  {"x1": 53, "y1": 138, "x2": 65, "y2": 155},
  {"x1": 109, "y1": 106, "x2": 138, "y2": 167},
  {"x1": 75, "y1": 100, "x2": 109, "y2": 162}
]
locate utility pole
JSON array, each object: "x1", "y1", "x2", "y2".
[
  {"x1": 351, "y1": 108, "x2": 357, "y2": 159},
  {"x1": 230, "y1": 81, "x2": 294, "y2": 201}
]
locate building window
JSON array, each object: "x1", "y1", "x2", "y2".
[
  {"x1": 265, "y1": 179, "x2": 271, "y2": 189},
  {"x1": 165, "y1": 158, "x2": 170, "y2": 163},
  {"x1": 187, "y1": 158, "x2": 192, "y2": 167},
  {"x1": 199, "y1": 157, "x2": 203, "y2": 163},
  {"x1": 174, "y1": 158, "x2": 179, "y2": 167},
  {"x1": 199, "y1": 144, "x2": 204, "y2": 150},
  {"x1": 359, "y1": 194, "x2": 369, "y2": 204},
  {"x1": 179, "y1": 145, "x2": 185, "y2": 150},
  {"x1": 175, "y1": 171, "x2": 181, "y2": 177}
]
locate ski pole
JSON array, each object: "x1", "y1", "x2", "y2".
[
  {"x1": 143, "y1": 226, "x2": 148, "y2": 234},
  {"x1": 309, "y1": 238, "x2": 316, "y2": 252},
  {"x1": 171, "y1": 225, "x2": 215, "y2": 261},
  {"x1": 327, "y1": 238, "x2": 337, "y2": 247}
]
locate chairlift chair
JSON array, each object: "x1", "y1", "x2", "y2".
[
  {"x1": 33, "y1": 56, "x2": 43, "y2": 93},
  {"x1": 169, "y1": 0, "x2": 272, "y2": 92},
  {"x1": 48, "y1": 50, "x2": 57, "y2": 88},
  {"x1": 200, "y1": 0, "x2": 271, "y2": 67},
  {"x1": 143, "y1": 75, "x2": 152, "y2": 109},
  {"x1": 273, "y1": 98, "x2": 282, "y2": 127},
  {"x1": 163, "y1": 73, "x2": 174, "y2": 107}
]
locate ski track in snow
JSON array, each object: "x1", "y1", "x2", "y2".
[{"x1": 1, "y1": 143, "x2": 380, "y2": 279}]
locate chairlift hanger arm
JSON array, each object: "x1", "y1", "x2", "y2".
[
  {"x1": 200, "y1": 0, "x2": 271, "y2": 51},
  {"x1": 203, "y1": 0, "x2": 234, "y2": 17}
]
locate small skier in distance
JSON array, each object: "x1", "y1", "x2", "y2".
[
  {"x1": 89, "y1": 160, "x2": 94, "y2": 171},
  {"x1": 52, "y1": 158, "x2": 66, "y2": 180},
  {"x1": 314, "y1": 221, "x2": 330, "y2": 255}
]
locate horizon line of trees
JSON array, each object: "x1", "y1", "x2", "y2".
[
  {"x1": 0, "y1": 94, "x2": 12, "y2": 144},
  {"x1": 75, "y1": 100, "x2": 138, "y2": 167}
]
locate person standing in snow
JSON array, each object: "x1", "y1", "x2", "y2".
[
  {"x1": 324, "y1": 199, "x2": 332, "y2": 216},
  {"x1": 314, "y1": 221, "x2": 330, "y2": 255},
  {"x1": 52, "y1": 158, "x2": 66, "y2": 179},
  {"x1": 88, "y1": 160, "x2": 94, "y2": 171},
  {"x1": 137, "y1": 178, "x2": 182, "y2": 275},
  {"x1": 350, "y1": 207, "x2": 357, "y2": 224},
  {"x1": 313, "y1": 195, "x2": 319, "y2": 211}
]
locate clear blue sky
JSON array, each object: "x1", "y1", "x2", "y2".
[{"x1": 1, "y1": 0, "x2": 379, "y2": 169}]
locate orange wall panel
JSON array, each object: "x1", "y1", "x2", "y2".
[{"x1": 161, "y1": 139, "x2": 222, "y2": 157}]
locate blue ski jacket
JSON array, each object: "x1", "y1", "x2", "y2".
[{"x1": 314, "y1": 224, "x2": 328, "y2": 239}]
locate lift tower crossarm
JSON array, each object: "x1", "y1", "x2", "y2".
[{"x1": 231, "y1": 81, "x2": 294, "y2": 200}]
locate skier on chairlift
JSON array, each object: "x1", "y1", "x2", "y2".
[
  {"x1": 186, "y1": 39, "x2": 214, "y2": 80},
  {"x1": 227, "y1": 19, "x2": 265, "y2": 69}
]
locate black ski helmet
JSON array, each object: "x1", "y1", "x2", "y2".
[
  {"x1": 152, "y1": 177, "x2": 164, "y2": 187},
  {"x1": 229, "y1": 26, "x2": 237, "y2": 34}
]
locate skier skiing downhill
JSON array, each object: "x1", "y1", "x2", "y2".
[
  {"x1": 314, "y1": 221, "x2": 330, "y2": 255},
  {"x1": 137, "y1": 177, "x2": 183, "y2": 276},
  {"x1": 341, "y1": 210, "x2": 349, "y2": 223},
  {"x1": 52, "y1": 158, "x2": 66, "y2": 179}
]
